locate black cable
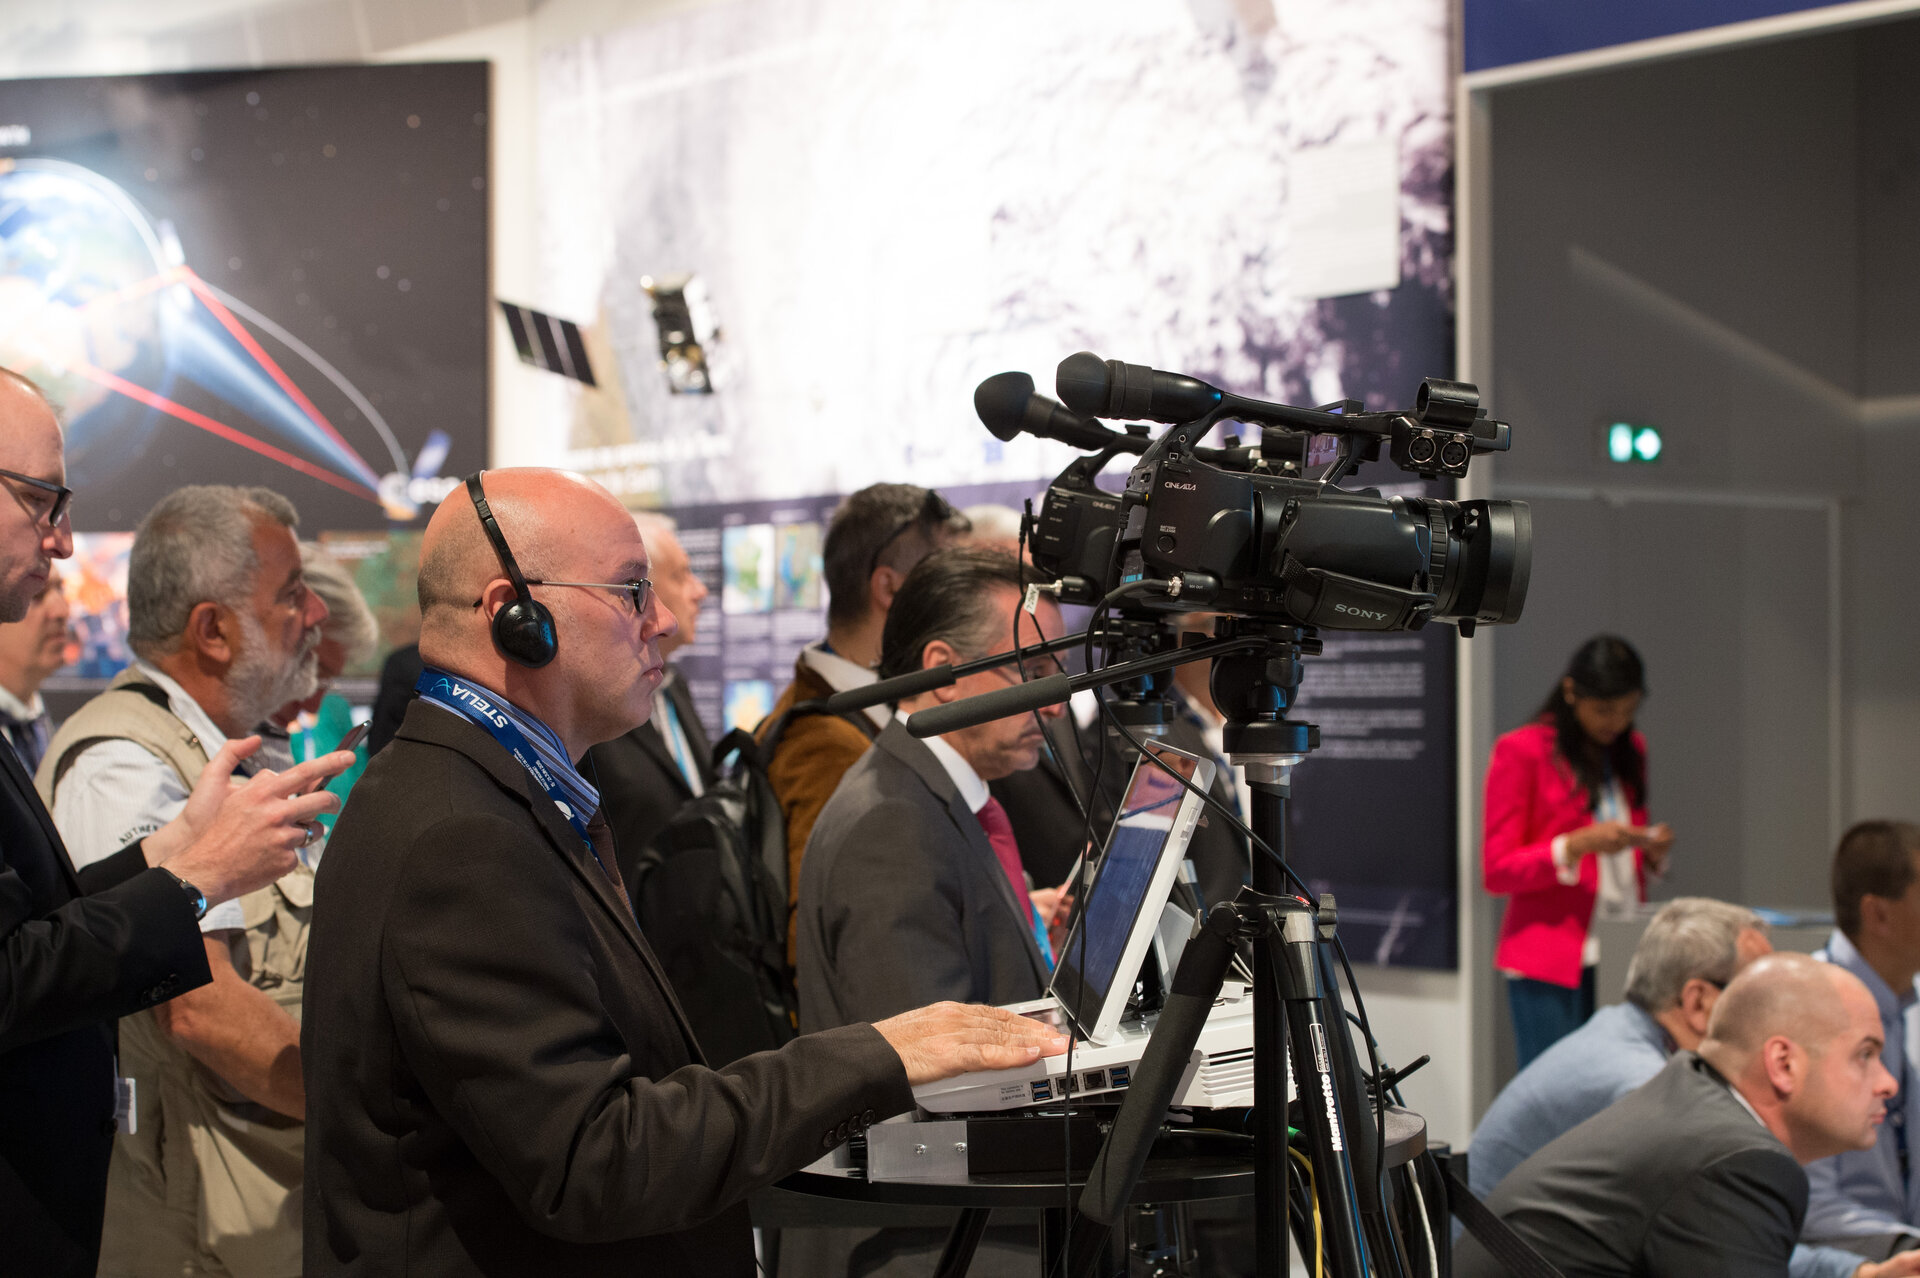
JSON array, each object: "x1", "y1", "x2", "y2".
[{"x1": 1333, "y1": 939, "x2": 1390, "y2": 1189}]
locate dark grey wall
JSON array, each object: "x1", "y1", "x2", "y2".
[{"x1": 1485, "y1": 20, "x2": 1920, "y2": 933}]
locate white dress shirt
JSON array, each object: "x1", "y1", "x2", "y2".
[
  {"x1": 1550, "y1": 777, "x2": 1639, "y2": 967},
  {"x1": 800, "y1": 643, "x2": 893, "y2": 731},
  {"x1": 52, "y1": 661, "x2": 247, "y2": 933},
  {"x1": 908, "y1": 712, "x2": 990, "y2": 815}
]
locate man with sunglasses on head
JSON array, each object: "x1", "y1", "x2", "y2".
[
  {"x1": 0, "y1": 369, "x2": 353, "y2": 1278},
  {"x1": 301, "y1": 469, "x2": 1066, "y2": 1277},
  {"x1": 760, "y1": 483, "x2": 971, "y2": 962}
]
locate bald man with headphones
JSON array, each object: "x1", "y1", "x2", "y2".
[{"x1": 299, "y1": 469, "x2": 1067, "y2": 1278}]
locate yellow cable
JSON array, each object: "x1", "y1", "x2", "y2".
[{"x1": 1288, "y1": 1148, "x2": 1324, "y2": 1278}]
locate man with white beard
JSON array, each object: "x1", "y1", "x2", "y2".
[{"x1": 39, "y1": 485, "x2": 331, "y2": 1278}]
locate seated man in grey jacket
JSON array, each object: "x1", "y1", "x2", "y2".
[
  {"x1": 1457, "y1": 953, "x2": 1914, "y2": 1278},
  {"x1": 796, "y1": 546, "x2": 1065, "y2": 1030}
]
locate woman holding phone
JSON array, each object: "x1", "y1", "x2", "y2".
[{"x1": 1484, "y1": 635, "x2": 1673, "y2": 1068}]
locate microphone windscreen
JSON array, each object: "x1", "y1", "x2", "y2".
[
  {"x1": 974, "y1": 371, "x2": 1038, "y2": 442},
  {"x1": 905, "y1": 673, "x2": 1072, "y2": 737},
  {"x1": 1055, "y1": 351, "x2": 1112, "y2": 417},
  {"x1": 822, "y1": 664, "x2": 955, "y2": 714}
]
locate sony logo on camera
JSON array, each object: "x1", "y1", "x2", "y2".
[{"x1": 1333, "y1": 602, "x2": 1390, "y2": 622}]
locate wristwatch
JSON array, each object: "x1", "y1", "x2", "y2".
[{"x1": 160, "y1": 868, "x2": 208, "y2": 921}]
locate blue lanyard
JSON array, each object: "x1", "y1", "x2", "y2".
[
  {"x1": 415, "y1": 670, "x2": 594, "y2": 846},
  {"x1": 1030, "y1": 901, "x2": 1055, "y2": 972}
]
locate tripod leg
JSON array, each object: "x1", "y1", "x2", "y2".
[
  {"x1": 933, "y1": 1208, "x2": 991, "y2": 1278},
  {"x1": 1275, "y1": 911, "x2": 1370, "y2": 1275},
  {"x1": 1248, "y1": 783, "x2": 1291, "y2": 1276}
]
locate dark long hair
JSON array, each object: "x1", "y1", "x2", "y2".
[{"x1": 1533, "y1": 635, "x2": 1647, "y2": 810}]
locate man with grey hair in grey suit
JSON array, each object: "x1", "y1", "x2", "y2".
[{"x1": 796, "y1": 546, "x2": 1067, "y2": 1032}]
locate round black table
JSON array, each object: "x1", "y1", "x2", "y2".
[{"x1": 775, "y1": 1111, "x2": 1427, "y2": 1276}]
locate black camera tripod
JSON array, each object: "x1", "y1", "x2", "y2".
[
  {"x1": 905, "y1": 617, "x2": 1446, "y2": 1276},
  {"x1": 1060, "y1": 619, "x2": 1435, "y2": 1278}
]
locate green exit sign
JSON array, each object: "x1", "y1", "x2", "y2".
[{"x1": 1608, "y1": 422, "x2": 1663, "y2": 463}]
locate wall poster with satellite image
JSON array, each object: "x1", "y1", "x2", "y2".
[
  {"x1": 535, "y1": 0, "x2": 1463, "y2": 967},
  {"x1": 0, "y1": 63, "x2": 487, "y2": 703}
]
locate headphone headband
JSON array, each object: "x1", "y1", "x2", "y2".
[
  {"x1": 466, "y1": 472, "x2": 534, "y2": 599},
  {"x1": 466, "y1": 471, "x2": 558, "y2": 668}
]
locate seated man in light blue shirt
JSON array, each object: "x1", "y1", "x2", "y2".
[
  {"x1": 1469, "y1": 896, "x2": 1907, "y2": 1278},
  {"x1": 1471, "y1": 897, "x2": 1770, "y2": 1199},
  {"x1": 1808, "y1": 821, "x2": 1920, "y2": 1260}
]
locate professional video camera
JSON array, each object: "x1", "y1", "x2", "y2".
[
  {"x1": 909, "y1": 356, "x2": 1538, "y2": 1278},
  {"x1": 975, "y1": 352, "x2": 1531, "y2": 636}
]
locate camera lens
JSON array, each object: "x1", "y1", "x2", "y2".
[
  {"x1": 1419, "y1": 498, "x2": 1532, "y2": 624},
  {"x1": 1460, "y1": 500, "x2": 1531, "y2": 623}
]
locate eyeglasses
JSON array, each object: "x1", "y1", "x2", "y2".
[
  {"x1": 526, "y1": 578, "x2": 653, "y2": 615},
  {"x1": 976, "y1": 651, "x2": 1066, "y2": 684},
  {"x1": 0, "y1": 467, "x2": 73, "y2": 529},
  {"x1": 866, "y1": 490, "x2": 957, "y2": 579}
]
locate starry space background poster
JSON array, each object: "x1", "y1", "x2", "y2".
[
  {"x1": 534, "y1": 0, "x2": 1461, "y2": 967},
  {"x1": 0, "y1": 62, "x2": 487, "y2": 536}
]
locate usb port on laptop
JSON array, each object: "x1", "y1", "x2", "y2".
[
  {"x1": 1109, "y1": 1066, "x2": 1130, "y2": 1089},
  {"x1": 1030, "y1": 1079, "x2": 1053, "y2": 1102}
]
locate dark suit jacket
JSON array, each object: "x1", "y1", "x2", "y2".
[
  {"x1": 796, "y1": 719, "x2": 1050, "y2": 1032},
  {"x1": 1454, "y1": 1052, "x2": 1808, "y2": 1278},
  {"x1": 366, "y1": 642, "x2": 424, "y2": 757},
  {"x1": 991, "y1": 706, "x2": 1250, "y2": 910},
  {"x1": 585, "y1": 668, "x2": 714, "y2": 885},
  {"x1": 0, "y1": 734, "x2": 209, "y2": 1277},
  {"x1": 303, "y1": 698, "x2": 913, "y2": 1278}
]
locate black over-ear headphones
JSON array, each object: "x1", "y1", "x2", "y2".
[{"x1": 466, "y1": 472, "x2": 558, "y2": 668}]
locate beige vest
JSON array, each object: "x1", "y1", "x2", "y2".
[{"x1": 40, "y1": 667, "x2": 311, "y2": 1278}]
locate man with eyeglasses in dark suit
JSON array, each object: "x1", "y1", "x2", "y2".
[{"x1": 0, "y1": 368, "x2": 352, "y2": 1277}]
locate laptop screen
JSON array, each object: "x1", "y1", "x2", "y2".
[{"x1": 1049, "y1": 742, "x2": 1202, "y2": 1041}]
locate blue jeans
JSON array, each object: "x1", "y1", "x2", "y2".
[{"x1": 1508, "y1": 967, "x2": 1596, "y2": 1070}]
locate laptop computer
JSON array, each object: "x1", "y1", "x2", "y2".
[{"x1": 911, "y1": 739, "x2": 1258, "y2": 1114}]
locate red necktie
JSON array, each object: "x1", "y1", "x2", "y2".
[{"x1": 974, "y1": 796, "x2": 1030, "y2": 914}]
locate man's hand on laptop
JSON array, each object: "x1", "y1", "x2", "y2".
[{"x1": 875, "y1": 1002, "x2": 1071, "y2": 1086}]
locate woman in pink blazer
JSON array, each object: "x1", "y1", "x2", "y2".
[{"x1": 1483, "y1": 636, "x2": 1674, "y2": 1067}]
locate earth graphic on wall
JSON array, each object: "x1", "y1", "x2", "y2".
[
  {"x1": 0, "y1": 157, "x2": 174, "y2": 488},
  {"x1": 0, "y1": 156, "x2": 409, "y2": 512}
]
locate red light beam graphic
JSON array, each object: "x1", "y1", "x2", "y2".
[
  {"x1": 179, "y1": 269, "x2": 376, "y2": 483},
  {"x1": 66, "y1": 359, "x2": 382, "y2": 503},
  {"x1": 76, "y1": 264, "x2": 191, "y2": 315}
]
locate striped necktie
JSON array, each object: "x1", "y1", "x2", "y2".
[{"x1": 0, "y1": 710, "x2": 49, "y2": 777}]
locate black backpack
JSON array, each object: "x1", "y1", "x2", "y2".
[{"x1": 626, "y1": 704, "x2": 827, "y2": 1066}]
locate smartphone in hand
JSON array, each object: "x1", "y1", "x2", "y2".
[
  {"x1": 335, "y1": 721, "x2": 371, "y2": 757},
  {"x1": 297, "y1": 722, "x2": 370, "y2": 795}
]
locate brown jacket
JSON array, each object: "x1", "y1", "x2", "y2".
[{"x1": 758, "y1": 656, "x2": 879, "y2": 961}]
